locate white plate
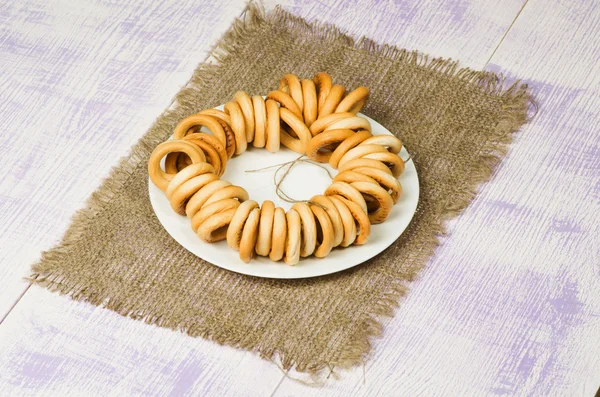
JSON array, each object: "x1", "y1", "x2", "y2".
[{"x1": 148, "y1": 107, "x2": 419, "y2": 279}]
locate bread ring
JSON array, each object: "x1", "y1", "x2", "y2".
[
  {"x1": 280, "y1": 108, "x2": 312, "y2": 154},
  {"x1": 324, "y1": 116, "x2": 371, "y2": 132},
  {"x1": 327, "y1": 196, "x2": 357, "y2": 247},
  {"x1": 335, "y1": 86, "x2": 369, "y2": 114},
  {"x1": 266, "y1": 90, "x2": 303, "y2": 121},
  {"x1": 196, "y1": 208, "x2": 237, "y2": 243},
  {"x1": 198, "y1": 109, "x2": 236, "y2": 158},
  {"x1": 148, "y1": 140, "x2": 206, "y2": 191},
  {"x1": 239, "y1": 208, "x2": 260, "y2": 263},
  {"x1": 264, "y1": 99, "x2": 281, "y2": 153},
  {"x1": 333, "y1": 170, "x2": 377, "y2": 185},
  {"x1": 224, "y1": 101, "x2": 247, "y2": 155},
  {"x1": 309, "y1": 204, "x2": 335, "y2": 258},
  {"x1": 309, "y1": 112, "x2": 354, "y2": 136},
  {"x1": 269, "y1": 207, "x2": 287, "y2": 261},
  {"x1": 337, "y1": 144, "x2": 388, "y2": 168},
  {"x1": 325, "y1": 181, "x2": 368, "y2": 214},
  {"x1": 284, "y1": 208, "x2": 301, "y2": 265},
  {"x1": 350, "y1": 181, "x2": 394, "y2": 224},
  {"x1": 162, "y1": 145, "x2": 207, "y2": 178},
  {"x1": 164, "y1": 162, "x2": 216, "y2": 200},
  {"x1": 170, "y1": 173, "x2": 219, "y2": 216},
  {"x1": 173, "y1": 114, "x2": 228, "y2": 148},
  {"x1": 363, "y1": 151, "x2": 405, "y2": 177},
  {"x1": 203, "y1": 185, "x2": 249, "y2": 207},
  {"x1": 301, "y1": 79, "x2": 317, "y2": 127},
  {"x1": 255, "y1": 200, "x2": 275, "y2": 257},
  {"x1": 305, "y1": 129, "x2": 355, "y2": 163},
  {"x1": 234, "y1": 91, "x2": 255, "y2": 143},
  {"x1": 338, "y1": 158, "x2": 393, "y2": 176},
  {"x1": 166, "y1": 133, "x2": 224, "y2": 176},
  {"x1": 328, "y1": 130, "x2": 373, "y2": 169},
  {"x1": 352, "y1": 167, "x2": 402, "y2": 203},
  {"x1": 310, "y1": 195, "x2": 344, "y2": 248},
  {"x1": 186, "y1": 133, "x2": 228, "y2": 175},
  {"x1": 191, "y1": 198, "x2": 240, "y2": 233},
  {"x1": 331, "y1": 195, "x2": 370, "y2": 245},
  {"x1": 185, "y1": 179, "x2": 231, "y2": 218},
  {"x1": 291, "y1": 202, "x2": 317, "y2": 257},
  {"x1": 318, "y1": 84, "x2": 345, "y2": 118},
  {"x1": 313, "y1": 72, "x2": 332, "y2": 111},
  {"x1": 226, "y1": 200, "x2": 259, "y2": 250},
  {"x1": 280, "y1": 74, "x2": 303, "y2": 113},
  {"x1": 252, "y1": 95, "x2": 267, "y2": 148},
  {"x1": 360, "y1": 135, "x2": 402, "y2": 154}
]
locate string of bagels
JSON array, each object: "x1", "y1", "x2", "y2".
[{"x1": 148, "y1": 72, "x2": 407, "y2": 265}]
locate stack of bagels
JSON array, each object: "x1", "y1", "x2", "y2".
[{"x1": 148, "y1": 73, "x2": 404, "y2": 265}]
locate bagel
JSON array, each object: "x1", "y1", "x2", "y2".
[
  {"x1": 310, "y1": 195, "x2": 344, "y2": 248},
  {"x1": 203, "y1": 185, "x2": 249, "y2": 207},
  {"x1": 252, "y1": 95, "x2": 267, "y2": 148},
  {"x1": 226, "y1": 200, "x2": 259, "y2": 251},
  {"x1": 324, "y1": 181, "x2": 368, "y2": 215},
  {"x1": 279, "y1": 108, "x2": 312, "y2": 154},
  {"x1": 318, "y1": 84, "x2": 345, "y2": 118},
  {"x1": 173, "y1": 114, "x2": 228, "y2": 148},
  {"x1": 324, "y1": 116, "x2": 371, "y2": 133},
  {"x1": 169, "y1": 173, "x2": 219, "y2": 216},
  {"x1": 313, "y1": 72, "x2": 332, "y2": 111},
  {"x1": 239, "y1": 208, "x2": 260, "y2": 263},
  {"x1": 360, "y1": 135, "x2": 402, "y2": 154},
  {"x1": 363, "y1": 151, "x2": 405, "y2": 177},
  {"x1": 255, "y1": 200, "x2": 275, "y2": 257},
  {"x1": 265, "y1": 99, "x2": 281, "y2": 153},
  {"x1": 184, "y1": 179, "x2": 231, "y2": 218},
  {"x1": 148, "y1": 140, "x2": 206, "y2": 192},
  {"x1": 224, "y1": 101, "x2": 247, "y2": 155},
  {"x1": 328, "y1": 130, "x2": 373, "y2": 169},
  {"x1": 196, "y1": 209, "x2": 237, "y2": 243},
  {"x1": 309, "y1": 112, "x2": 355, "y2": 136},
  {"x1": 301, "y1": 79, "x2": 318, "y2": 127},
  {"x1": 198, "y1": 109, "x2": 236, "y2": 158},
  {"x1": 269, "y1": 207, "x2": 287, "y2": 261},
  {"x1": 234, "y1": 91, "x2": 255, "y2": 143},
  {"x1": 327, "y1": 196, "x2": 357, "y2": 247},
  {"x1": 350, "y1": 181, "x2": 394, "y2": 224},
  {"x1": 266, "y1": 90, "x2": 303, "y2": 120},
  {"x1": 310, "y1": 204, "x2": 335, "y2": 258},
  {"x1": 284, "y1": 208, "x2": 301, "y2": 265},
  {"x1": 337, "y1": 144, "x2": 388, "y2": 168},
  {"x1": 164, "y1": 162, "x2": 216, "y2": 200},
  {"x1": 305, "y1": 129, "x2": 355, "y2": 163},
  {"x1": 335, "y1": 86, "x2": 369, "y2": 114},
  {"x1": 337, "y1": 157, "x2": 393, "y2": 175},
  {"x1": 279, "y1": 74, "x2": 303, "y2": 113},
  {"x1": 352, "y1": 166, "x2": 402, "y2": 203},
  {"x1": 291, "y1": 202, "x2": 317, "y2": 257},
  {"x1": 191, "y1": 198, "x2": 240, "y2": 233},
  {"x1": 331, "y1": 195, "x2": 370, "y2": 245}
]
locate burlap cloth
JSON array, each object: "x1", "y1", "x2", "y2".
[{"x1": 30, "y1": 4, "x2": 531, "y2": 375}]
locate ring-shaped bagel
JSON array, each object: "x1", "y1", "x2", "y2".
[
  {"x1": 331, "y1": 195, "x2": 371, "y2": 245},
  {"x1": 318, "y1": 84, "x2": 345, "y2": 118},
  {"x1": 291, "y1": 202, "x2": 317, "y2": 258},
  {"x1": 324, "y1": 181, "x2": 368, "y2": 215},
  {"x1": 363, "y1": 151, "x2": 405, "y2": 177},
  {"x1": 234, "y1": 91, "x2": 255, "y2": 143},
  {"x1": 309, "y1": 204, "x2": 335, "y2": 258},
  {"x1": 255, "y1": 200, "x2": 275, "y2": 257},
  {"x1": 310, "y1": 195, "x2": 344, "y2": 248},
  {"x1": 166, "y1": 133, "x2": 225, "y2": 176},
  {"x1": 279, "y1": 108, "x2": 312, "y2": 154},
  {"x1": 226, "y1": 200, "x2": 259, "y2": 251},
  {"x1": 313, "y1": 72, "x2": 332, "y2": 111},
  {"x1": 185, "y1": 179, "x2": 231, "y2": 218},
  {"x1": 337, "y1": 144, "x2": 389, "y2": 168},
  {"x1": 252, "y1": 95, "x2": 267, "y2": 148},
  {"x1": 301, "y1": 79, "x2": 318, "y2": 128},
  {"x1": 335, "y1": 86, "x2": 369, "y2": 113},
  {"x1": 284, "y1": 208, "x2": 301, "y2": 265},
  {"x1": 265, "y1": 99, "x2": 281, "y2": 153},
  {"x1": 173, "y1": 114, "x2": 228, "y2": 147},
  {"x1": 309, "y1": 112, "x2": 354, "y2": 136},
  {"x1": 266, "y1": 90, "x2": 303, "y2": 121},
  {"x1": 224, "y1": 101, "x2": 247, "y2": 155},
  {"x1": 328, "y1": 130, "x2": 373, "y2": 169},
  {"x1": 148, "y1": 140, "x2": 206, "y2": 192},
  {"x1": 352, "y1": 167, "x2": 402, "y2": 203},
  {"x1": 360, "y1": 135, "x2": 403, "y2": 154},
  {"x1": 196, "y1": 208, "x2": 237, "y2": 243},
  {"x1": 269, "y1": 207, "x2": 287, "y2": 261},
  {"x1": 170, "y1": 173, "x2": 219, "y2": 216},
  {"x1": 198, "y1": 109, "x2": 236, "y2": 158},
  {"x1": 164, "y1": 162, "x2": 216, "y2": 200},
  {"x1": 333, "y1": 170, "x2": 378, "y2": 185},
  {"x1": 305, "y1": 129, "x2": 355, "y2": 163},
  {"x1": 350, "y1": 181, "x2": 394, "y2": 224},
  {"x1": 239, "y1": 208, "x2": 260, "y2": 263},
  {"x1": 327, "y1": 196, "x2": 357, "y2": 247},
  {"x1": 279, "y1": 74, "x2": 303, "y2": 113},
  {"x1": 203, "y1": 185, "x2": 249, "y2": 207},
  {"x1": 324, "y1": 116, "x2": 371, "y2": 133},
  {"x1": 338, "y1": 157, "x2": 394, "y2": 176},
  {"x1": 191, "y1": 198, "x2": 240, "y2": 233}
]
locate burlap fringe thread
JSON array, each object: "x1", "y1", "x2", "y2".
[{"x1": 29, "y1": 1, "x2": 533, "y2": 381}]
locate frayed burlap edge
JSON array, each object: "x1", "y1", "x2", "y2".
[{"x1": 29, "y1": 2, "x2": 533, "y2": 380}]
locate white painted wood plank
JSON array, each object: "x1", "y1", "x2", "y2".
[
  {"x1": 275, "y1": 0, "x2": 600, "y2": 395},
  {"x1": 0, "y1": 287, "x2": 283, "y2": 397}
]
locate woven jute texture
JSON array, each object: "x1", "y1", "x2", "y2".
[{"x1": 30, "y1": 4, "x2": 532, "y2": 375}]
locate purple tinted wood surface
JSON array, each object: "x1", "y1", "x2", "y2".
[{"x1": 0, "y1": 0, "x2": 599, "y2": 396}]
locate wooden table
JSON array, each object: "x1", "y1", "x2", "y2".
[{"x1": 1, "y1": 0, "x2": 599, "y2": 395}]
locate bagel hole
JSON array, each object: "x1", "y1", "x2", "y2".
[
  {"x1": 315, "y1": 218, "x2": 324, "y2": 245},
  {"x1": 281, "y1": 122, "x2": 298, "y2": 138},
  {"x1": 317, "y1": 142, "x2": 339, "y2": 156},
  {"x1": 362, "y1": 193, "x2": 381, "y2": 213},
  {"x1": 209, "y1": 226, "x2": 228, "y2": 242}
]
